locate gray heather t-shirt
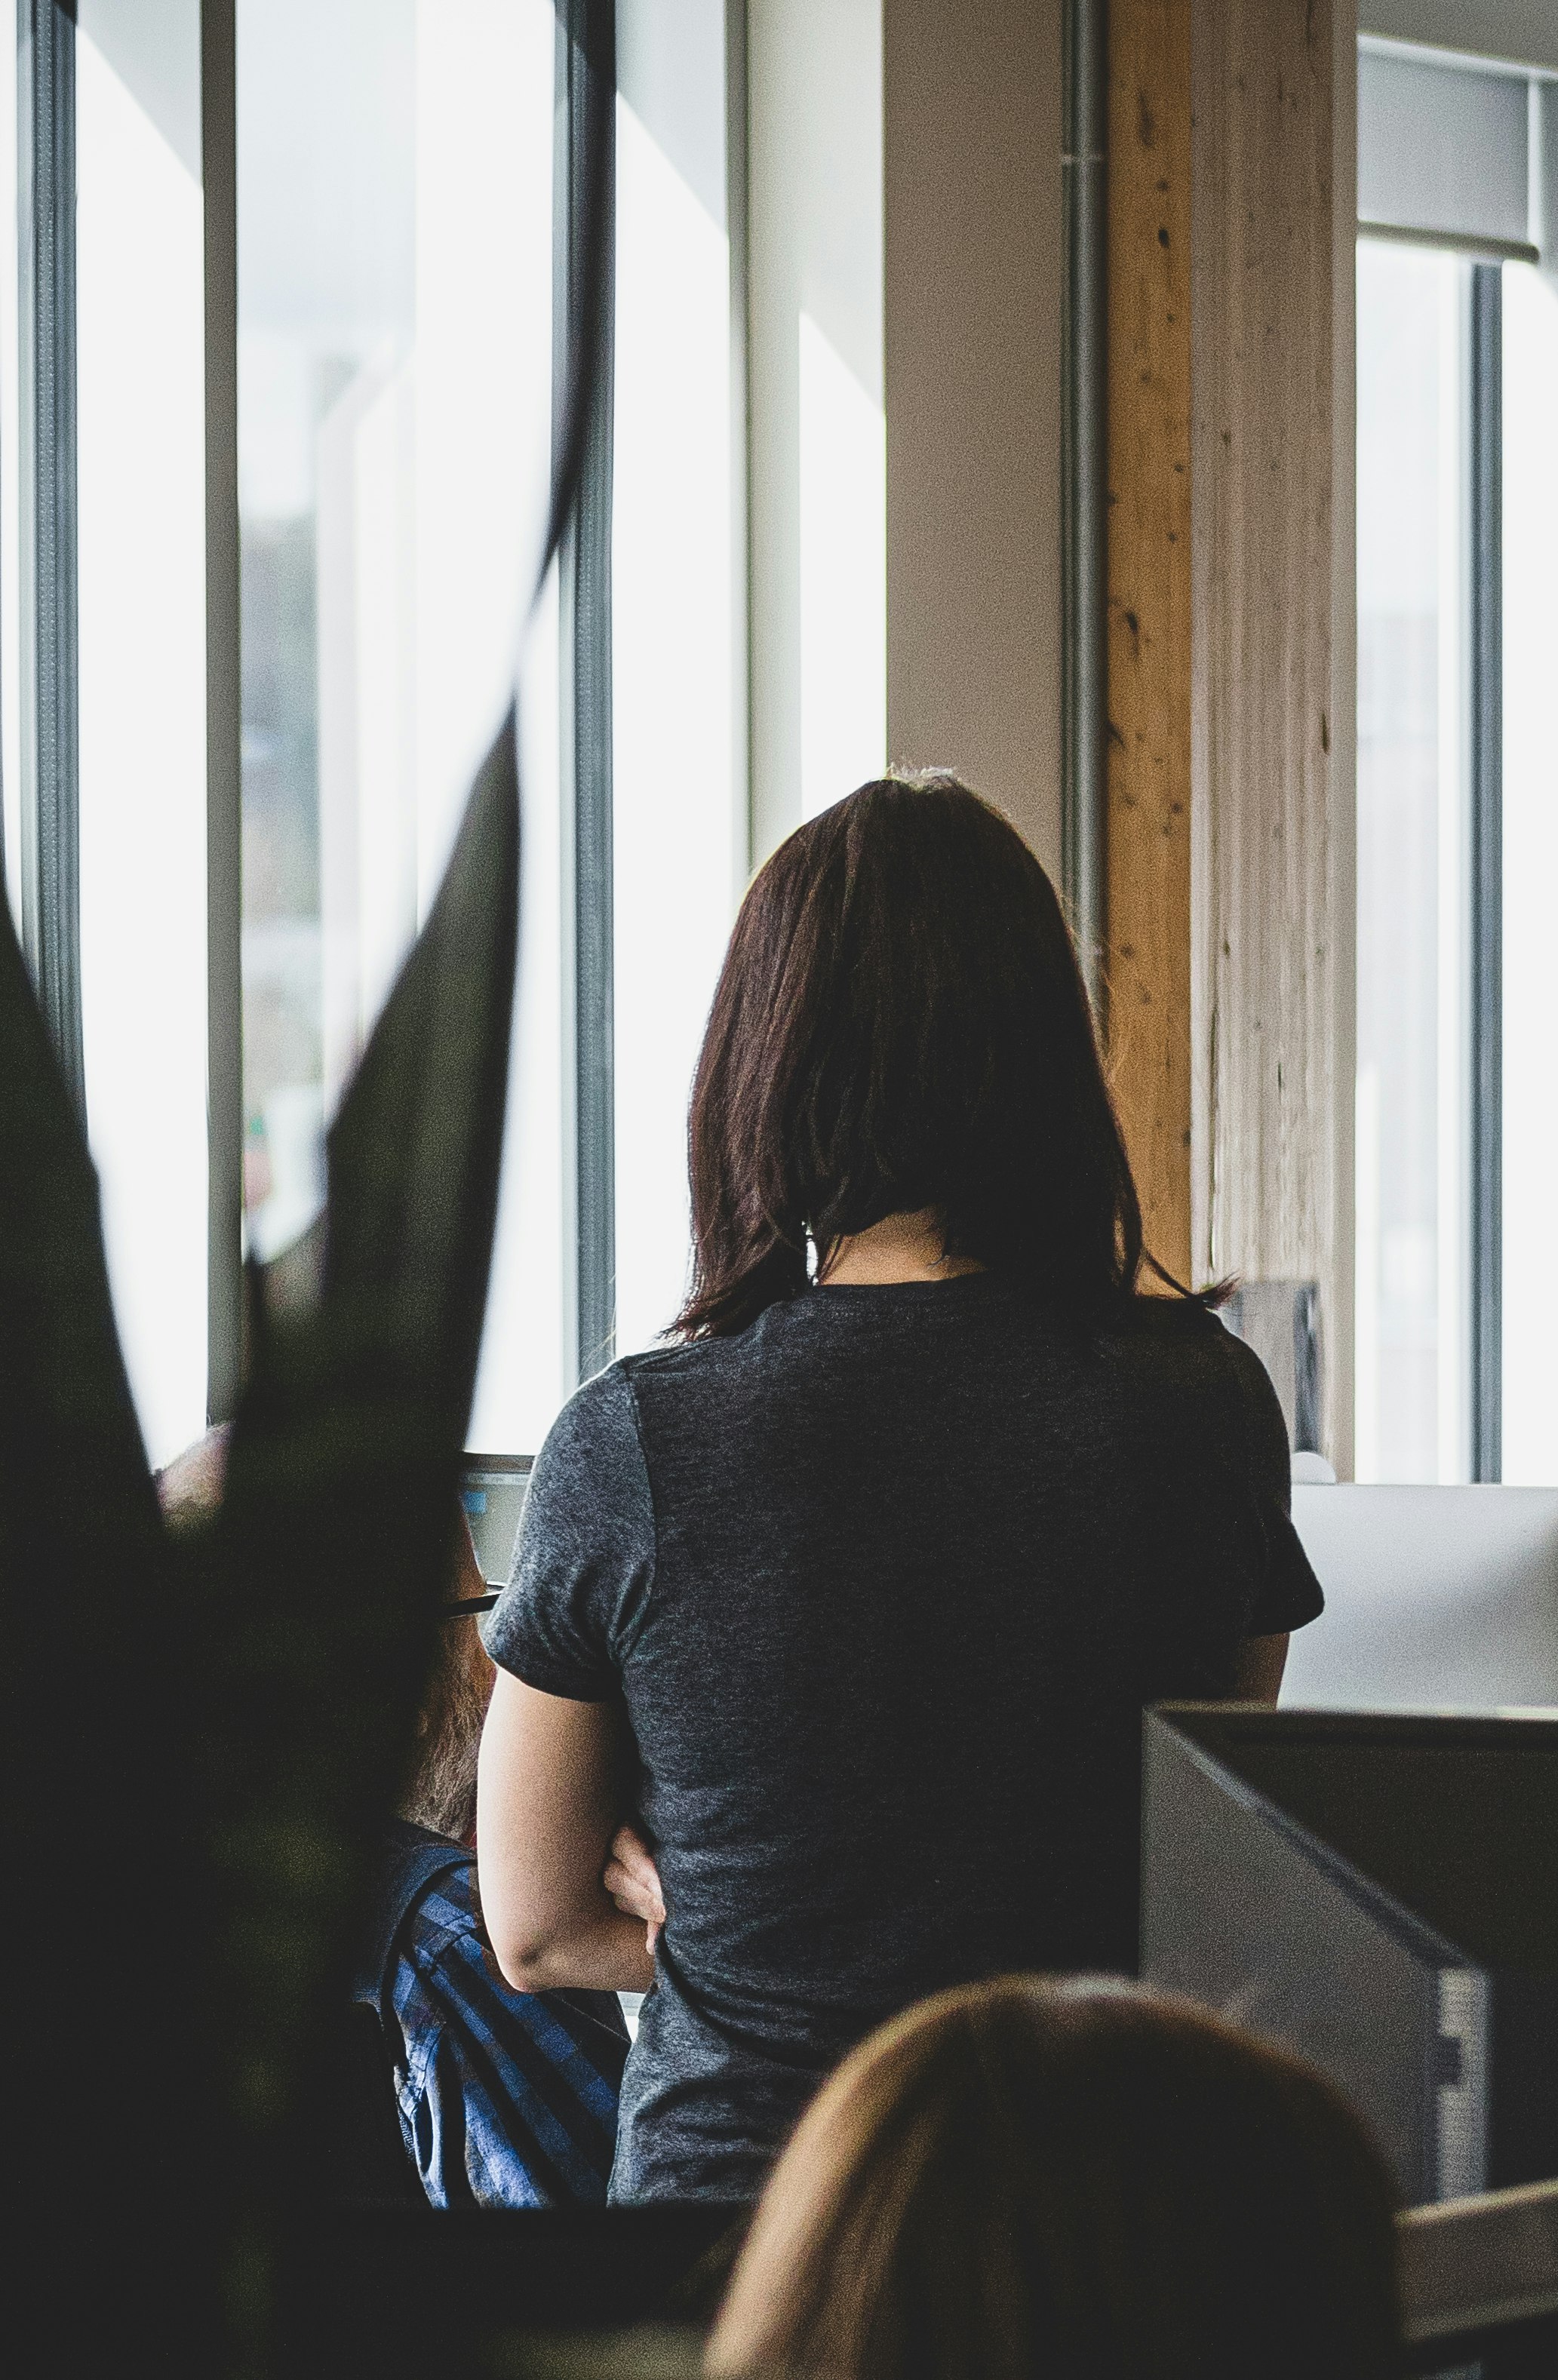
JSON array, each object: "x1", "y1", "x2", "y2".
[{"x1": 484, "y1": 1275, "x2": 1323, "y2": 2203}]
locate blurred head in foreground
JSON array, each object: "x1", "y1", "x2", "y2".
[{"x1": 708, "y1": 1976, "x2": 1400, "y2": 2380}]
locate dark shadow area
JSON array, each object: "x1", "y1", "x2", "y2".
[{"x1": 278, "y1": 2206, "x2": 749, "y2": 2378}]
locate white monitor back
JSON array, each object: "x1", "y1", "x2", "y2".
[{"x1": 1284, "y1": 1485, "x2": 1558, "y2": 1712}]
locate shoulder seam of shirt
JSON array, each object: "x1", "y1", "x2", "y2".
[
  {"x1": 617, "y1": 1342, "x2": 680, "y2": 1374},
  {"x1": 617, "y1": 1337, "x2": 722, "y2": 1381},
  {"x1": 612, "y1": 1362, "x2": 660, "y2": 1660}
]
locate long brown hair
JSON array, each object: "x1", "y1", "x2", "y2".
[
  {"x1": 708, "y1": 1977, "x2": 1402, "y2": 2380},
  {"x1": 677, "y1": 775, "x2": 1143, "y2": 1338}
]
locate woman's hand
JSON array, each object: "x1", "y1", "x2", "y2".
[{"x1": 604, "y1": 1824, "x2": 666, "y2": 1957}]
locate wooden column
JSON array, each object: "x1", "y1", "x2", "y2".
[
  {"x1": 1190, "y1": 0, "x2": 1344, "y2": 1450},
  {"x1": 1105, "y1": 0, "x2": 1194, "y2": 1284},
  {"x1": 1105, "y1": 0, "x2": 1347, "y2": 1463}
]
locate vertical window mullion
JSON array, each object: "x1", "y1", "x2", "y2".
[
  {"x1": 557, "y1": 0, "x2": 616, "y2": 1385},
  {"x1": 1468, "y1": 259, "x2": 1502, "y2": 1483},
  {"x1": 18, "y1": 0, "x2": 82, "y2": 1119},
  {"x1": 201, "y1": 0, "x2": 243, "y2": 1423}
]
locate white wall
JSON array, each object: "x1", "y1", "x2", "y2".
[
  {"x1": 883, "y1": 0, "x2": 1065, "y2": 875},
  {"x1": 611, "y1": 0, "x2": 745, "y2": 1353},
  {"x1": 747, "y1": 0, "x2": 885, "y2": 861}
]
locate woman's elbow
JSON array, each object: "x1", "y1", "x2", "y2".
[
  {"x1": 493, "y1": 1945, "x2": 555, "y2": 1994},
  {"x1": 484, "y1": 1907, "x2": 571, "y2": 1993}
]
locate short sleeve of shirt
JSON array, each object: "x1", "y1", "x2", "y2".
[
  {"x1": 481, "y1": 1363, "x2": 656, "y2": 1700},
  {"x1": 1218, "y1": 1330, "x2": 1325, "y2": 1638}
]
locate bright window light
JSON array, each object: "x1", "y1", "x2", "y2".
[
  {"x1": 1500, "y1": 259, "x2": 1558, "y2": 1485},
  {"x1": 0, "y1": 18, "x2": 19, "y2": 927},
  {"x1": 76, "y1": 11, "x2": 208, "y2": 1468},
  {"x1": 235, "y1": 0, "x2": 563, "y2": 1452},
  {"x1": 1354, "y1": 239, "x2": 1469, "y2": 1484}
]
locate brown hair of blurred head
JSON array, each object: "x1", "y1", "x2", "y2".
[
  {"x1": 707, "y1": 1976, "x2": 1402, "y2": 2380},
  {"x1": 398, "y1": 1509, "x2": 493, "y2": 1841},
  {"x1": 677, "y1": 774, "x2": 1146, "y2": 1340},
  {"x1": 155, "y1": 1426, "x2": 492, "y2": 1841}
]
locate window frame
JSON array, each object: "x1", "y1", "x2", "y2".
[
  {"x1": 1353, "y1": 35, "x2": 1558, "y2": 1482},
  {"x1": 16, "y1": 0, "x2": 83, "y2": 1124},
  {"x1": 1354, "y1": 233, "x2": 1507, "y2": 1482},
  {"x1": 1467, "y1": 257, "x2": 1501, "y2": 1483},
  {"x1": 556, "y1": 0, "x2": 617, "y2": 1383},
  {"x1": 12, "y1": 0, "x2": 630, "y2": 1426}
]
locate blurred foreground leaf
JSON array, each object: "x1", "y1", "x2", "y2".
[{"x1": 0, "y1": 710, "x2": 518, "y2": 2375}]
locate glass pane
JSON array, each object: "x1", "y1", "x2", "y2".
[
  {"x1": 1501, "y1": 259, "x2": 1558, "y2": 1485},
  {"x1": 76, "y1": 2, "x2": 208, "y2": 1466},
  {"x1": 1354, "y1": 238, "x2": 1469, "y2": 1483},
  {"x1": 235, "y1": 0, "x2": 564, "y2": 1452},
  {"x1": 612, "y1": 0, "x2": 742, "y2": 1357},
  {"x1": 0, "y1": 17, "x2": 18, "y2": 924}
]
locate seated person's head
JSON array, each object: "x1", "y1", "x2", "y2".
[
  {"x1": 399, "y1": 1513, "x2": 490, "y2": 1840},
  {"x1": 708, "y1": 1976, "x2": 1400, "y2": 2380},
  {"x1": 155, "y1": 1427, "x2": 492, "y2": 1841}
]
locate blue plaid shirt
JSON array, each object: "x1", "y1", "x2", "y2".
[{"x1": 365, "y1": 1825, "x2": 628, "y2": 2206}]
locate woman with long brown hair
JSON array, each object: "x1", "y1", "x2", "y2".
[
  {"x1": 477, "y1": 776, "x2": 1322, "y2": 2201},
  {"x1": 708, "y1": 1977, "x2": 1401, "y2": 2380}
]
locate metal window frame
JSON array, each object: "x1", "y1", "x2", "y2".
[
  {"x1": 555, "y1": 0, "x2": 616, "y2": 1388},
  {"x1": 26, "y1": 0, "x2": 624, "y2": 1417},
  {"x1": 727, "y1": 0, "x2": 751, "y2": 886},
  {"x1": 1355, "y1": 234, "x2": 1507, "y2": 1482},
  {"x1": 201, "y1": 0, "x2": 242, "y2": 1425},
  {"x1": 17, "y1": 0, "x2": 83, "y2": 1121},
  {"x1": 1468, "y1": 259, "x2": 1502, "y2": 1483},
  {"x1": 14, "y1": 0, "x2": 245, "y2": 1414}
]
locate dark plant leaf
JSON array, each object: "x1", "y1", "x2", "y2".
[
  {"x1": 1, "y1": 2, "x2": 606, "y2": 2359},
  {"x1": 189, "y1": 715, "x2": 520, "y2": 2346},
  {"x1": 0, "y1": 887, "x2": 217, "y2": 2368}
]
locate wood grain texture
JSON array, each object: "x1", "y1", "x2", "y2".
[
  {"x1": 1105, "y1": 0, "x2": 1194, "y2": 1283},
  {"x1": 1190, "y1": 0, "x2": 1341, "y2": 1441}
]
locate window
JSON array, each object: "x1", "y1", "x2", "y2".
[
  {"x1": 233, "y1": 0, "x2": 565, "y2": 1453},
  {"x1": 75, "y1": 2, "x2": 208, "y2": 1469},
  {"x1": 1355, "y1": 238, "x2": 1468, "y2": 1484},
  {"x1": 1355, "y1": 37, "x2": 1558, "y2": 1482},
  {"x1": 1499, "y1": 255, "x2": 1558, "y2": 1482},
  {"x1": 2, "y1": 1, "x2": 767, "y2": 1470},
  {"x1": 0, "y1": 2, "x2": 211, "y2": 1469},
  {"x1": 4, "y1": 4, "x2": 891, "y2": 1469}
]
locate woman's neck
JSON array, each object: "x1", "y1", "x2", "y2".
[{"x1": 818, "y1": 1208, "x2": 985, "y2": 1287}]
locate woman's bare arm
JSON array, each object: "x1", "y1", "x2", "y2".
[
  {"x1": 476, "y1": 1669, "x2": 656, "y2": 1993},
  {"x1": 1229, "y1": 1632, "x2": 1289, "y2": 1703}
]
